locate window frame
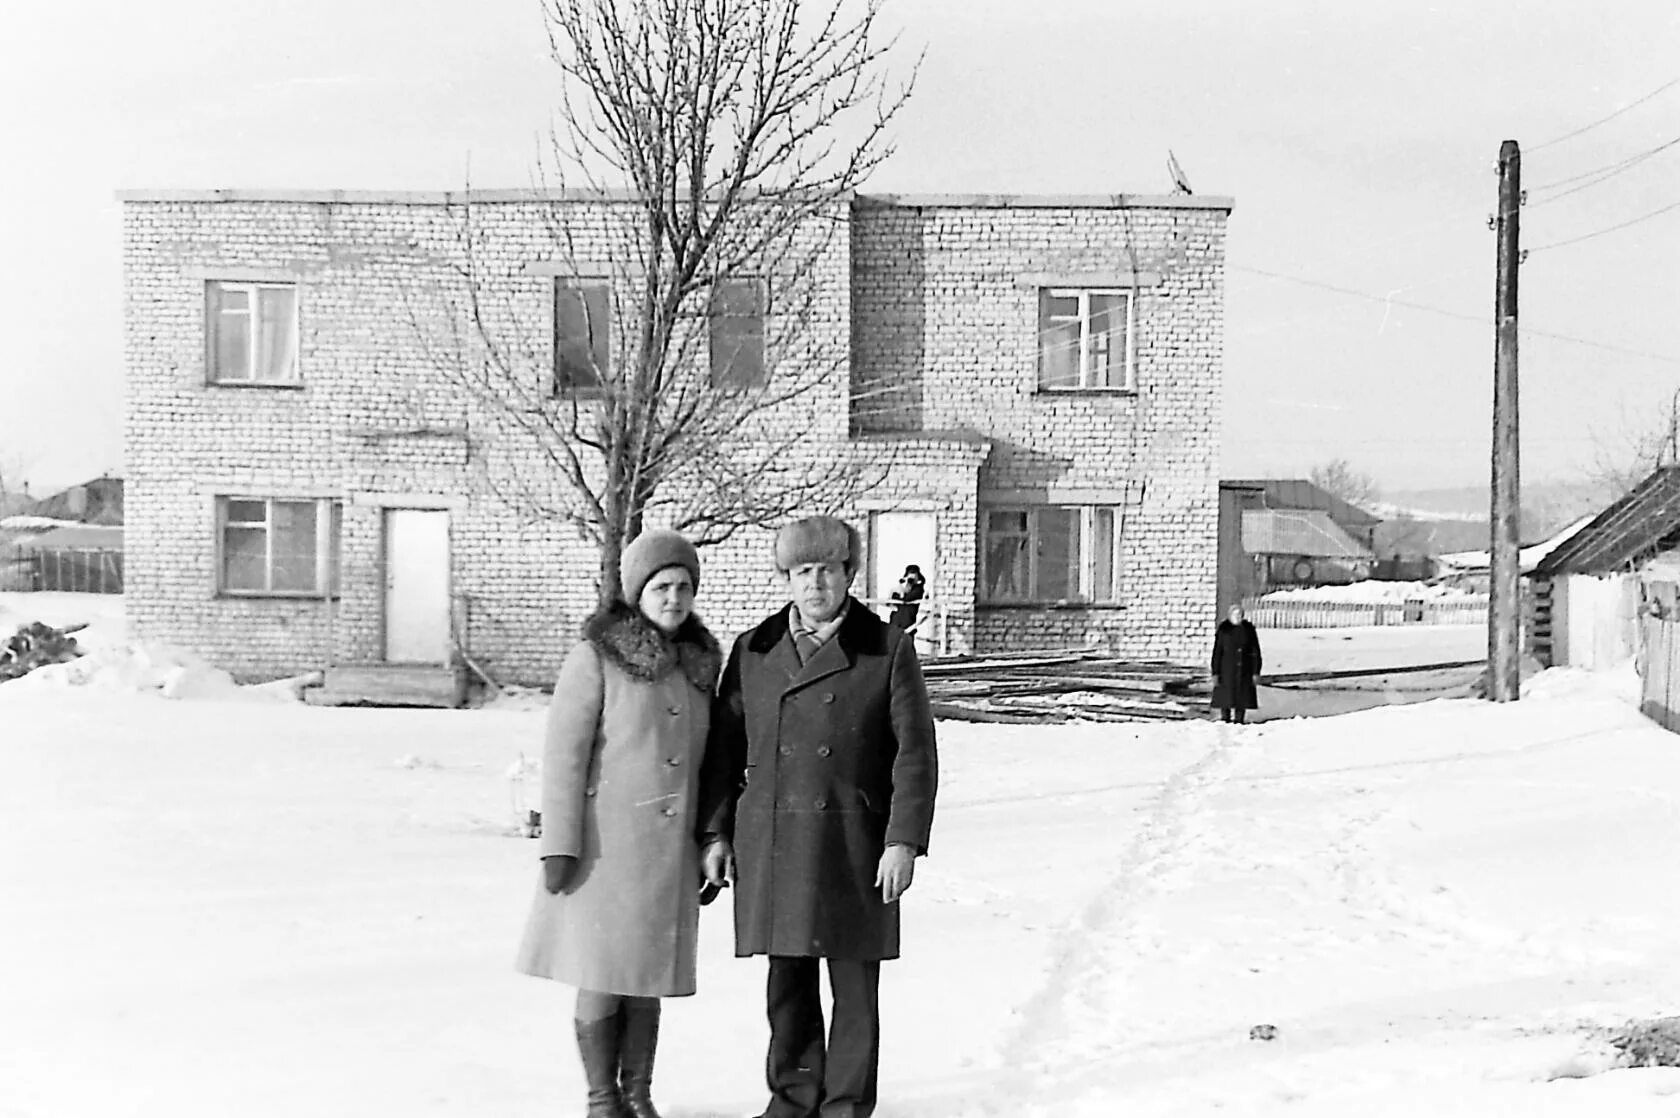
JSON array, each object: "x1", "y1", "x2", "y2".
[
  {"x1": 553, "y1": 277, "x2": 613, "y2": 395},
  {"x1": 214, "y1": 496, "x2": 342, "y2": 599},
  {"x1": 205, "y1": 280, "x2": 302, "y2": 387},
  {"x1": 979, "y1": 504, "x2": 1125, "y2": 605},
  {"x1": 1036, "y1": 287, "x2": 1136, "y2": 392},
  {"x1": 707, "y1": 276, "x2": 768, "y2": 389}
]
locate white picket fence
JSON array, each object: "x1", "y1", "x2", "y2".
[{"x1": 1242, "y1": 595, "x2": 1489, "y2": 630}]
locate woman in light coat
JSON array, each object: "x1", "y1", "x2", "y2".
[{"x1": 516, "y1": 530, "x2": 721, "y2": 1118}]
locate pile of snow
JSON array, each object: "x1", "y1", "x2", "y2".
[
  {"x1": 1260, "y1": 579, "x2": 1479, "y2": 603},
  {"x1": 0, "y1": 592, "x2": 304, "y2": 701},
  {"x1": 7, "y1": 638, "x2": 304, "y2": 701}
]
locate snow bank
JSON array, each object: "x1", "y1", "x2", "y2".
[
  {"x1": 1260, "y1": 580, "x2": 1478, "y2": 603},
  {"x1": 5, "y1": 638, "x2": 306, "y2": 701}
]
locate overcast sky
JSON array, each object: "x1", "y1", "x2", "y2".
[{"x1": 3, "y1": 0, "x2": 1677, "y2": 495}]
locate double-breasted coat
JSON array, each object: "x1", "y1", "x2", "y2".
[
  {"x1": 515, "y1": 604, "x2": 721, "y2": 997},
  {"x1": 699, "y1": 600, "x2": 938, "y2": 961},
  {"x1": 1210, "y1": 618, "x2": 1263, "y2": 712}
]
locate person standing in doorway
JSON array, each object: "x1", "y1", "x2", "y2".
[
  {"x1": 1211, "y1": 602, "x2": 1263, "y2": 723},
  {"x1": 887, "y1": 564, "x2": 925, "y2": 631},
  {"x1": 699, "y1": 515, "x2": 938, "y2": 1118},
  {"x1": 515, "y1": 530, "x2": 722, "y2": 1118}
]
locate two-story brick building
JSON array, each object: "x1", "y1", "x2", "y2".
[{"x1": 121, "y1": 188, "x2": 1231, "y2": 688}]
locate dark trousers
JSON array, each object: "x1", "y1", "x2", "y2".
[
  {"x1": 763, "y1": 955, "x2": 881, "y2": 1118},
  {"x1": 1219, "y1": 706, "x2": 1248, "y2": 723}
]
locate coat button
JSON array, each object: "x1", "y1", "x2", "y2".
[
  {"x1": 779, "y1": 746, "x2": 793, "y2": 757},
  {"x1": 817, "y1": 746, "x2": 832, "y2": 758},
  {"x1": 584, "y1": 788, "x2": 598, "y2": 797},
  {"x1": 821, "y1": 693, "x2": 835, "y2": 704},
  {"x1": 662, "y1": 807, "x2": 678, "y2": 817},
  {"x1": 666, "y1": 757, "x2": 681, "y2": 766},
  {"x1": 814, "y1": 798, "x2": 828, "y2": 810},
  {"x1": 668, "y1": 705, "x2": 682, "y2": 715}
]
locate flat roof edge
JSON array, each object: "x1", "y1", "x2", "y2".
[{"x1": 117, "y1": 188, "x2": 1234, "y2": 212}]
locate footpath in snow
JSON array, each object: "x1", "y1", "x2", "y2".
[{"x1": 3, "y1": 597, "x2": 1680, "y2": 1116}]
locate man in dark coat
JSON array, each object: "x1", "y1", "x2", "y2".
[
  {"x1": 700, "y1": 515, "x2": 938, "y2": 1118},
  {"x1": 1211, "y1": 602, "x2": 1263, "y2": 723}
]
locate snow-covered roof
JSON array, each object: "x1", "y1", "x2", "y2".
[
  {"x1": 0, "y1": 515, "x2": 83, "y2": 532},
  {"x1": 1436, "y1": 514, "x2": 1593, "y2": 575}
]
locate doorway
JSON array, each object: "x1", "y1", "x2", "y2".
[{"x1": 383, "y1": 509, "x2": 452, "y2": 664}]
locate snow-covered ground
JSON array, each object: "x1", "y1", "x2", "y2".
[
  {"x1": 1260, "y1": 580, "x2": 1478, "y2": 604},
  {"x1": 5, "y1": 598, "x2": 1680, "y2": 1116}
]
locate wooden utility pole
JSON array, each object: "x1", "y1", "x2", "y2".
[{"x1": 1489, "y1": 140, "x2": 1522, "y2": 701}]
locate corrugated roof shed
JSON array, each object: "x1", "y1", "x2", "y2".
[
  {"x1": 1241, "y1": 509, "x2": 1372, "y2": 559},
  {"x1": 1533, "y1": 466, "x2": 1680, "y2": 575},
  {"x1": 1222, "y1": 478, "x2": 1382, "y2": 527}
]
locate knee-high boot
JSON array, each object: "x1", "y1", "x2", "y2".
[
  {"x1": 575, "y1": 1013, "x2": 627, "y2": 1118},
  {"x1": 618, "y1": 1001, "x2": 663, "y2": 1118}
]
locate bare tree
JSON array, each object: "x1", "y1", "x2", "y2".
[
  {"x1": 1588, "y1": 387, "x2": 1680, "y2": 501},
  {"x1": 418, "y1": 0, "x2": 916, "y2": 604},
  {"x1": 1309, "y1": 457, "x2": 1380, "y2": 511}
]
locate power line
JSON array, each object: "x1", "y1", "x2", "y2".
[
  {"x1": 1526, "y1": 132, "x2": 1680, "y2": 204},
  {"x1": 1529, "y1": 74, "x2": 1680, "y2": 152},
  {"x1": 1231, "y1": 263, "x2": 1680, "y2": 364},
  {"x1": 1527, "y1": 196, "x2": 1680, "y2": 252}
]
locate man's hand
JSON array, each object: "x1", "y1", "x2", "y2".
[
  {"x1": 876, "y1": 843, "x2": 916, "y2": 904},
  {"x1": 701, "y1": 838, "x2": 736, "y2": 889},
  {"x1": 543, "y1": 854, "x2": 579, "y2": 895}
]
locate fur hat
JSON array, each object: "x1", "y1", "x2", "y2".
[
  {"x1": 620, "y1": 529, "x2": 701, "y2": 603},
  {"x1": 774, "y1": 515, "x2": 860, "y2": 572}
]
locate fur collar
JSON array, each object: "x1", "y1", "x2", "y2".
[{"x1": 584, "y1": 602, "x2": 722, "y2": 694}]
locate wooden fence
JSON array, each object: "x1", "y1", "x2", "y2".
[
  {"x1": 0, "y1": 547, "x2": 124, "y2": 594},
  {"x1": 1641, "y1": 616, "x2": 1680, "y2": 733},
  {"x1": 1241, "y1": 595, "x2": 1489, "y2": 630}
]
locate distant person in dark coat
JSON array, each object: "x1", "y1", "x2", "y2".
[
  {"x1": 699, "y1": 515, "x2": 938, "y2": 1118},
  {"x1": 887, "y1": 564, "x2": 926, "y2": 631},
  {"x1": 1211, "y1": 603, "x2": 1262, "y2": 723}
]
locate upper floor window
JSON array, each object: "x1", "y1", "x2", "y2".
[
  {"x1": 555, "y1": 279, "x2": 611, "y2": 392},
  {"x1": 218, "y1": 497, "x2": 341, "y2": 597},
  {"x1": 709, "y1": 278, "x2": 767, "y2": 389},
  {"x1": 1038, "y1": 289, "x2": 1134, "y2": 391},
  {"x1": 208, "y1": 281, "x2": 299, "y2": 385},
  {"x1": 981, "y1": 505, "x2": 1122, "y2": 604}
]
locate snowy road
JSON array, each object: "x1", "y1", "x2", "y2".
[{"x1": 6, "y1": 662, "x2": 1680, "y2": 1116}]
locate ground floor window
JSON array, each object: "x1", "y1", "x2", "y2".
[
  {"x1": 981, "y1": 505, "x2": 1123, "y2": 603},
  {"x1": 217, "y1": 497, "x2": 342, "y2": 596}
]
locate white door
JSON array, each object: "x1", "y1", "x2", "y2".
[
  {"x1": 384, "y1": 509, "x2": 452, "y2": 664},
  {"x1": 871, "y1": 512, "x2": 937, "y2": 644}
]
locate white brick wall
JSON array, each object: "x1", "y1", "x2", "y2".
[{"x1": 124, "y1": 190, "x2": 1230, "y2": 681}]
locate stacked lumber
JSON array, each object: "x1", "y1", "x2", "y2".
[{"x1": 921, "y1": 647, "x2": 1206, "y2": 724}]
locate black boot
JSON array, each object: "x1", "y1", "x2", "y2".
[
  {"x1": 619, "y1": 1001, "x2": 663, "y2": 1118},
  {"x1": 575, "y1": 1014, "x2": 627, "y2": 1118}
]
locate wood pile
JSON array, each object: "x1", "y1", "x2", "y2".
[
  {"x1": 0, "y1": 621, "x2": 85, "y2": 682},
  {"x1": 921, "y1": 648, "x2": 1207, "y2": 724}
]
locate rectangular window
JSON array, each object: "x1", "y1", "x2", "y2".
[
  {"x1": 217, "y1": 497, "x2": 341, "y2": 597},
  {"x1": 555, "y1": 280, "x2": 611, "y2": 391},
  {"x1": 207, "y1": 281, "x2": 299, "y2": 384},
  {"x1": 709, "y1": 278, "x2": 766, "y2": 388},
  {"x1": 980, "y1": 506, "x2": 1125, "y2": 603},
  {"x1": 1038, "y1": 289, "x2": 1133, "y2": 390}
]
